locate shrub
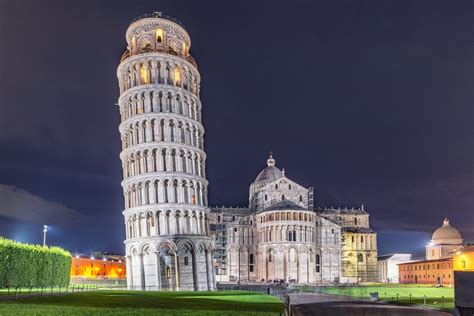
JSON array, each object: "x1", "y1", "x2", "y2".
[{"x1": 0, "y1": 237, "x2": 71, "y2": 288}]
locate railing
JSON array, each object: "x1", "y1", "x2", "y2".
[
  {"x1": 120, "y1": 49, "x2": 198, "y2": 68},
  {"x1": 131, "y1": 12, "x2": 186, "y2": 29},
  {"x1": 0, "y1": 285, "x2": 99, "y2": 301}
]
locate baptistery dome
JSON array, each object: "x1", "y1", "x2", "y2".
[
  {"x1": 431, "y1": 218, "x2": 463, "y2": 245},
  {"x1": 254, "y1": 155, "x2": 283, "y2": 185}
]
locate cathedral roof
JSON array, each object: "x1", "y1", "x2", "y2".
[
  {"x1": 316, "y1": 206, "x2": 368, "y2": 215},
  {"x1": 254, "y1": 154, "x2": 283, "y2": 185},
  {"x1": 431, "y1": 218, "x2": 463, "y2": 245},
  {"x1": 343, "y1": 227, "x2": 375, "y2": 234},
  {"x1": 259, "y1": 200, "x2": 307, "y2": 213}
]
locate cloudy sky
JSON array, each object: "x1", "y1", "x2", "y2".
[{"x1": 0, "y1": 0, "x2": 472, "y2": 256}]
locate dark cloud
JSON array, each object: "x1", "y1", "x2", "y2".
[{"x1": 0, "y1": 184, "x2": 86, "y2": 225}]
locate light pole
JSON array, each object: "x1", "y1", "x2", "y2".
[{"x1": 43, "y1": 225, "x2": 48, "y2": 247}]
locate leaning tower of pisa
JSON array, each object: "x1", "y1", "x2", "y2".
[{"x1": 117, "y1": 12, "x2": 215, "y2": 291}]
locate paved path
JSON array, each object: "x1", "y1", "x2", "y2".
[{"x1": 289, "y1": 293, "x2": 450, "y2": 316}]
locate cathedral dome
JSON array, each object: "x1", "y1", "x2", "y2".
[
  {"x1": 431, "y1": 218, "x2": 463, "y2": 245},
  {"x1": 254, "y1": 155, "x2": 283, "y2": 185}
]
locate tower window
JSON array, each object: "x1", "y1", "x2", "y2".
[
  {"x1": 174, "y1": 68, "x2": 181, "y2": 86},
  {"x1": 281, "y1": 195, "x2": 285, "y2": 200},
  {"x1": 140, "y1": 63, "x2": 150, "y2": 84},
  {"x1": 166, "y1": 266, "x2": 171, "y2": 279},
  {"x1": 264, "y1": 194, "x2": 268, "y2": 201},
  {"x1": 182, "y1": 42, "x2": 187, "y2": 56},
  {"x1": 156, "y1": 28, "x2": 164, "y2": 43},
  {"x1": 131, "y1": 36, "x2": 136, "y2": 53}
]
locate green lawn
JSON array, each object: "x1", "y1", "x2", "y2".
[
  {"x1": 317, "y1": 284, "x2": 454, "y2": 310},
  {"x1": 0, "y1": 290, "x2": 284, "y2": 315}
]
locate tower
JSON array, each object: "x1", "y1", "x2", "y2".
[{"x1": 117, "y1": 12, "x2": 215, "y2": 291}]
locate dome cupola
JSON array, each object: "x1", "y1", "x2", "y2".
[
  {"x1": 254, "y1": 154, "x2": 283, "y2": 185},
  {"x1": 431, "y1": 218, "x2": 463, "y2": 245}
]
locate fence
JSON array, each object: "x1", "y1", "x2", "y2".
[
  {"x1": 0, "y1": 285, "x2": 99, "y2": 301},
  {"x1": 298, "y1": 285, "x2": 454, "y2": 310}
]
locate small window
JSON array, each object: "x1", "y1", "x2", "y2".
[
  {"x1": 184, "y1": 256, "x2": 189, "y2": 266},
  {"x1": 265, "y1": 194, "x2": 268, "y2": 201},
  {"x1": 288, "y1": 184, "x2": 292, "y2": 190},
  {"x1": 234, "y1": 228, "x2": 237, "y2": 232},
  {"x1": 299, "y1": 195, "x2": 303, "y2": 202},
  {"x1": 166, "y1": 266, "x2": 171, "y2": 279},
  {"x1": 217, "y1": 216, "x2": 221, "y2": 223},
  {"x1": 174, "y1": 67, "x2": 181, "y2": 86},
  {"x1": 357, "y1": 253, "x2": 364, "y2": 262},
  {"x1": 275, "y1": 184, "x2": 278, "y2": 189},
  {"x1": 281, "y1": 195, "x2": 285, "y2": 200},
  {"x1": 156, "y1": 28, "x2": 164, "y2": 42}
]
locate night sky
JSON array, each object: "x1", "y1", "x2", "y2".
[{"x1": 0, "y1": 1, "x2": 472, "y2": 257}]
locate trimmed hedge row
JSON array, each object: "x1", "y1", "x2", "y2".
[{"x1": 0, "y1": 238, "x2": 71, "y2": 288}]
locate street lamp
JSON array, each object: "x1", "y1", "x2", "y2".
[{"x1": 43, "y1": 225, "x2": 48, "y2": 247}]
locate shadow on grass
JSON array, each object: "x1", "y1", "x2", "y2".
[{"x1": 9, "y1": 290, "x2": 284, "y2": 313}]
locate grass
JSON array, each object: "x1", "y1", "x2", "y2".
[
  {"x1": 0, "y1": 290, "x2": 284, "y2": 315},
  {"x1": 313, "y1": 284, "x2": 454, "y2": 310}
]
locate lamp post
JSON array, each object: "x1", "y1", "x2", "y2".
[{"x1": 43, "y1": 225, "x2": 48, "y2": 247}]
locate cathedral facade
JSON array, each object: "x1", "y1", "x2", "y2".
[{"x1": 223, "y1": 155, "x2": 378, "y2": 284}]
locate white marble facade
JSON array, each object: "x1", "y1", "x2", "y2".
[
  {"x1": 118, "y1": 12, "x2": 215, "y2": 291},
  {"x1": 227, "y1": 156, "x2": 343, "y2": 284}
]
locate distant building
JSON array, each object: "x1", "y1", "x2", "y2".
[
  {"x1": 453, "y1": 246, "x2": 474, "y2": 271},
  {"x1": 378, "y1": 254, "x2": 412, "y2": 283},
  {"x1": 426, "y1": 218, "x2": 464, "y2": 260},
  {"x1": 398, "y1": 218, "x2": 464, "y2": 286},
  {"x1": 70, "y1": 255, "x2": 126, "y2": 279},
  {"x1": 399, "y1": 257, "x2": 454, "y2": 286}
]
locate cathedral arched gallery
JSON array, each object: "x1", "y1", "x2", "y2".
[{"x1": 117, "y1": 12, "x2": 377, "y2": 291}]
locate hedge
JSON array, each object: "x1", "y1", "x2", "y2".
[{"x1": 0, "y1": 237, "x2": 71, "y2": 288}]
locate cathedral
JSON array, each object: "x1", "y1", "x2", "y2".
[{"x1": 217, "y1": 155, "x2": 378, "y2": 284}]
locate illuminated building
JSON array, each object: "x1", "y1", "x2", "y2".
[
  {"x1": 220, "y1": 155, "x2": 377, "y2": 284},
  {"x1": 426, "y1": 218, "x2": 463, "y2": 260},
  {"x1": 398, "y1": 218, "x2": 465, "y2": 286},
  {"x1": 117, "y1": 12, "x2": 215, "y2": 291},
  {"x1": 399, "y1": 258, "x2": 454, "y2": 286},
  {"x1": 378, "y1": 254, "x2": 412, "y2": 283},
  {"x1": 70, "y1": 256, "x2": 126, "y2": 279},
  {"x1": 453, "y1": 246, "x2": 474, "y2": 271}
]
